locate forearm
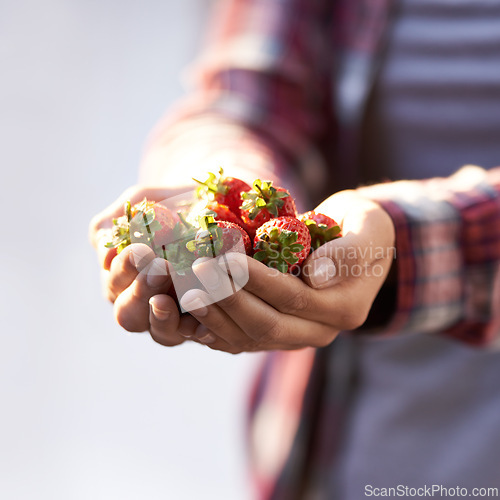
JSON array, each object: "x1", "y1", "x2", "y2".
[
  {"x1": 139, "y1": 113, "x2": 295, "y2": 191},
  {"x1": 358, "y1": 165, "x2": 500, "y2": 346},
  {"x1": 138, "y1": 0, "x2": 331, "y2": 209}
]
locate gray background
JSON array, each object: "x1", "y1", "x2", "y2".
[{"x1": 0, "y1": 0, "x2": 256, "y2": 498}]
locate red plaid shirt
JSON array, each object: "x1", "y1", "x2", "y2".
[{"x1": 139, "y1": 0, "x2": 500, "y2": 498}]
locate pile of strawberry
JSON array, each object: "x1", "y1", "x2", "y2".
[{"x1": 106, "y1": 169, "x2": 341, "y2": 275}]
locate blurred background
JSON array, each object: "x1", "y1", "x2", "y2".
[{"x1": 0, "y1": 0, "x2": 256, "y2": 498}]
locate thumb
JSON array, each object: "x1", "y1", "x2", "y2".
[{"x1": 302, "y1": 232, "x2": 368, "y2": 289}]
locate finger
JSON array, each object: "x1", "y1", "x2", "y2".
[
  {"x1": 182, "y1": 287, "x2": 339, "y2": 351},
  {"x1": 150, "y1": 293, "x2": 238, "y2": 352},
  {"x1": 305, "y1": 195, "x2": 395, "y2": 289},
  {"x1": 302, "y1": 232, "x2": 369, "y2": 289},
  {"x1": 302, "y1": 208, "x2": 395, "y2": 290},
  {"x1": 214, "y1": 252, "x2": 319, "y2": 318},
  {"x1": 186, "y1": 261, "x2": 323, "y2": 347},
  {"x1": 179, "y1": 288, "x2": 251, "y2": 349},
  {"x1": 192, "y1": 323, "x2": 250, "y2": 354},
  {"x1": 214, "y1": 253, "x2": 380, "y2": 330},
  {"x1": 106, "y1": 244, "x2": 157, "y2": 303},
  {"x1": 113, "y1": 258, "x2": 172, "y2": 332},
  {"x1": 148, "y1": 294, "x2": 186, "y2": 347}
]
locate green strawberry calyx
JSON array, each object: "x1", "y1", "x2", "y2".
[
  {"x1": 105, "y1": 199, "x2": 162, "y2": 254},
  {"x1": 193, "y1": 167, "x2": 229, "y2": 200},
  {"x1": 186, "y1": 215, "x2": 224, "y2": 258},
  {"x1": 253, "y1": 227, "x2": 304, "y2": 273},
  {"x1": 160, "y1": 212, "x2": 198, "y2": 274},
  {"x1": 240, "y1": 179, "x2": 289, "y2": 220},
  {"x1": 304, "y1": 219, "x2": 341, "y2": 250}
]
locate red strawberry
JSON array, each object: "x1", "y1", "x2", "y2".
[
  {"x1": 194, "y1": 167, "x2": 251, "y2": 215},
  {"x1": 146, "y1": 205, "x2": 176, "y2": 248},
  {"x1": 105, "y1": 199, "x2": 175, "y2": 255},
  {"x1": 158, "y1": 212, "x2": 198, "y2": 272},
  {"x1": 253, "y1": 216, "x2": 311, "y2": 273},
  {"x1": 299, "y1": 211, "x2": 342, "y2": 251},
  {"x1": 240, "y1": 179, "x2": 297, "y2": 238},
  {"x1": 186, "y1": 216, "x2": 251, "y2": 258},
  {"x1": 206, "y1": 201, "x2": 245, "y2": 227}
]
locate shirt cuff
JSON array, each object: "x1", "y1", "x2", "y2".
[{"x1": 358, "y1": 166, "x2": 500, "y2": 344}]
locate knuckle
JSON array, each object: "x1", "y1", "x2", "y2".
[
  {"x1": 215, "y1": 289, "x2": 241, "y2": 309},
  {"x1": 224, "y1": 330, "x2": 248, "y2": 350},
  {"x1": 281, "y1": 288, "x2": 309, "y2": 314},
  {"x1": 237, "y1": 338, "x2": 258, "y2": 352},
  {"x1": 210, "y1": 317, "x2": 233, "y2": 339},
  {"x1": 131, "y1": 281, "x2": 151, "y2": 306},
  {"x1": 257, "y1": 315, "x2": 283, "y2": 345},
  {"x1": 339, "y1": 307, "x2": 369, "y2": 331},
  {"x1": 114, "y1": 303, "x2": 147, "y2": 333}
]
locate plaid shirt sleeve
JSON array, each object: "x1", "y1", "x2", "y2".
[
  {"x1": 359, "y1": 165, "x2": 500, "y2": 346},
  {"x1": 139, "y1": 0, "x2": 332, "y2": 206}
]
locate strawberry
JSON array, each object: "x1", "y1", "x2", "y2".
[
  {"x1": 159, "y1": 213, "x2": 198, "y2": 274},
  {"x1": 240, "y1": 179, "x2": 297, "y2": 238},
  {"x1": 205, "y1": 201, "x2": 245, "y2": 227},
  {"x1": 253, "y1": 216, "x2": 311, "y2": 273},
  {"x1": 194, "y1": 167, "x2": 251, "y2": 215},
  {"x1": 186, "y1": 215, "x2": 252, "y2": 258},
  {"x1": 105, "y1": 199, "x2": 175, "y2": 255},
  {"x1": 299, "y1": 211, "x2": 342, "y2": 251}
]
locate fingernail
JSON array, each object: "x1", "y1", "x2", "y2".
[
  {"x1": 198, "y1": 333, "x2": 216, "y2": 344},
  {"x1": 193, "y1": 260, "x2": 220, "y2": 290},
  {"x1": 311, "y1": 257, "x2": 336, "y2": 287},
  {"x1": 150, "y1": 302, "x2": 171, "y2": 321},
  {"x1": 180, "y1": 296, "x2": 209, "y2": 317},
  {"x1": 195, "y1": 326, "x2": 216, "y2": 344},
  {"x1": 147, "y1": 259, "x2": 168, "y2": 288},
  {"x1": 218, "y1": 253, "x2": 248, "y2": 286}
]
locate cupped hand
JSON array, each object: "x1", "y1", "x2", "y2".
[
  {"x1": 149, "y1": 190, "x2": 396, "y2": 353},
  {"x1": 89, "y1": 185, "x2": 199, "y2": 347},
  {"x1": 90, "y1": 188, "x2": 395, "y2": 352}
]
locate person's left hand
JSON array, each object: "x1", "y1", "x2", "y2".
[{"x1": 147, "y1": 190, "x2": 396, "y2": 353}]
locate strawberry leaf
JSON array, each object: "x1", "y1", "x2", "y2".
[
  {"x1": 267, "y1": 203, "x2": 278, "y2": 217},
  {"x1": 284, "y1": 254, "x2": 299, "y2": 265},
  {"x1": 253, "y1": 251, "x2": 267, "y2": 262}
]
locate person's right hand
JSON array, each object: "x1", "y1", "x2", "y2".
[
  {"x1": 89, "y1": 185, "x2": 199, "y2": 347},
  {"x1": 89, "y1": 185, "x2": 188, "y2": 271}
]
